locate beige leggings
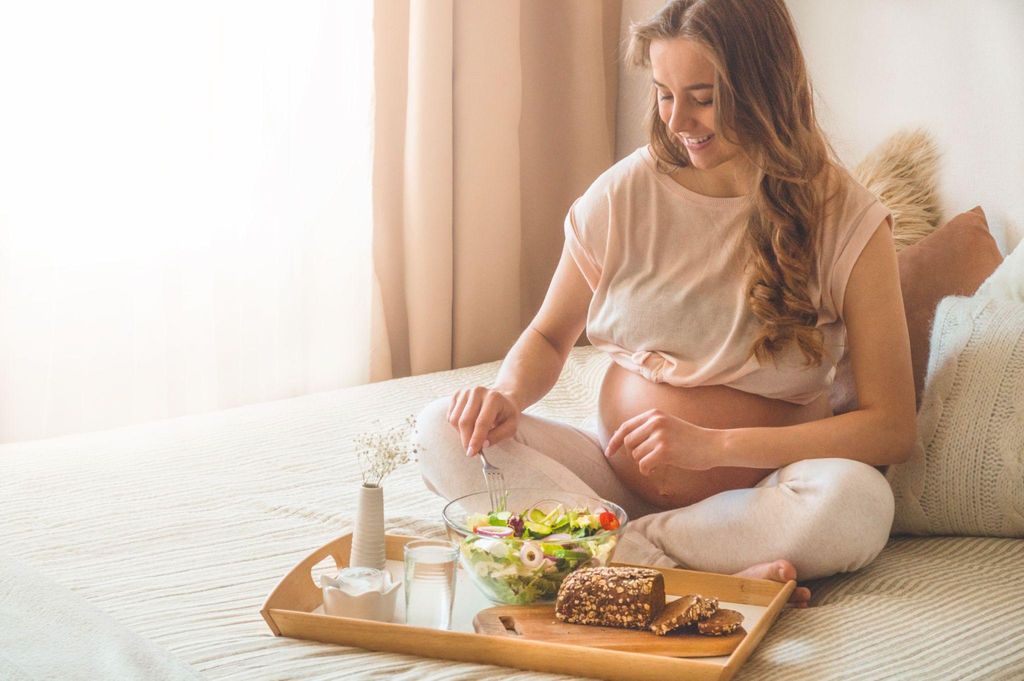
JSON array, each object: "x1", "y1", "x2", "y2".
[{"x1": 415, "y1": 396, "x2": 894, "y2": 581}]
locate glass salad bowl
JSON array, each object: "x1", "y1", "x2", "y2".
[{"x1": 441, "y1": 488, "x2": 628, "y2": 605}]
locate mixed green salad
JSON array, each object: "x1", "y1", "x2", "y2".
[{"x1": 459, "y1": 502, "x2": 621, "y2": 604}]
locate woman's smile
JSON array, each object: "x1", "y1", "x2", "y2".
[{"x1": 681, "y1": 132, "x2": 715, "y2": 150}]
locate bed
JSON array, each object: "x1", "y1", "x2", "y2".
[
  {"x1": 3, "y1": 342, "x2": 1023, "y2": 680},
  {"x1": 4, "y1": 0, "x2": 1023, "y2": 676}
]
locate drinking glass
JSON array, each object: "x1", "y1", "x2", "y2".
[{"x1": 403, "y1": 539, "x2": 458, "y2": 629}]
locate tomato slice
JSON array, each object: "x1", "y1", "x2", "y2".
[{"x1": 599, "y1": 511, "x2": 620, "y2": 531}]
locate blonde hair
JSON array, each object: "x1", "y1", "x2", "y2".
[{"x1": 627, "y1": 0, "x2": 840, "y2": 366}]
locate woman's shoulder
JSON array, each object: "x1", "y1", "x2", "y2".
[
  {"x1": 816, "y1": 162, "x2": 893, "y2": 315},
  {"x1": 821, "y1": 163, "x2": 882, "y2": 221},
  {"x1": 569, "y1": 146, "x2": 654, "y2": 229},
  {"x1": 579, "y1": 146, "x2": 655, "y2": 200}
]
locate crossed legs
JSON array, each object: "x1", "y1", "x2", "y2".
[{"x1": 415, "y1": 396, "x2": 894, "y2": 602}]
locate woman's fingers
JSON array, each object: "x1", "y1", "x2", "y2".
[
  {"x1": 604, "y1": 415, "x2": 638, "y2": 458},
  {"x1": 447, "y1": 390, "x2": 469, "y2": 426},
  {"x1": 456, "y1": 389, "x2": 485, "y2": 451},
  {"x1": 605, "y1": 409, "x2": 657, "y2": 458},
  {"x1": 447, "y1": 387, "x2": 521, "y2": 455},
  {"x1": 466, "y1": 392, "x2": 502, "y2": 456},
  {"x1": 623, "y1": 419, "x2": 659, "y2": 456},
  {"x1": 635, "y1": 445, "x2": 667, "y2": 476},
  {"x1": 486, "y1": 415, "x2": 517, "y2": 446}
]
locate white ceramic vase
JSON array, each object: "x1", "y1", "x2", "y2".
[{"x1": 350, "y1": 483, "x2": 386, "y2": 570}]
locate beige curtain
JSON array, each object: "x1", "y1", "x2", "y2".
[{"x1": 371, "y1": 0, "x2": 622, "y2": 382}]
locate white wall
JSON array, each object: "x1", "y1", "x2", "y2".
[{"x1": 617, "y1": 0, "x2": 1024, "y2": 252}]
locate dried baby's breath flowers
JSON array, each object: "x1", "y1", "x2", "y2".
[{"x1": 356, "y1": 415, "x2": 421, "y2": 488}]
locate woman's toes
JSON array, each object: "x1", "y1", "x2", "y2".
[
  {"x1": 791, "y1": 586, "x2": 812, "y2": 608},
  {"x1": 773, "y1": 559, "x2": 797, "y2": 583},
  {"x1": 732, "y1": 559, "x2": 796, "y2": 583},
  {"x1": 732, "y1": 559, "x2": 812, "y2": 607}
]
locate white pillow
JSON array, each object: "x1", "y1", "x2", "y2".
[
  {"x1": 976, "y1": 237, "x2": 1024, "y2": 301},
  {"x1": 887, "y1": 279, "x2": 1024, "y2": 536}
]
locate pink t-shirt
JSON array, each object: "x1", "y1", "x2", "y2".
[{"x1": 564, "y1": 145, "x2": 892, "y2": 405}]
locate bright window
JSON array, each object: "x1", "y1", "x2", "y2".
[{"x1": 0, "y1": 1, "x2": 375, "y2": 442}]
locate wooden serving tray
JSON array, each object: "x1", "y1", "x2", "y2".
[{"x1": 261, "y1": 533, "x2": 794, "y2": 681}]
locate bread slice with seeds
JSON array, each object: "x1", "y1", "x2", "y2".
[
  {"x1": 649, "y1": 594, "x2": 719, "y2": 636},
  {"x1": 697, "y1": 608, "x2": 744, "y2": 636}
]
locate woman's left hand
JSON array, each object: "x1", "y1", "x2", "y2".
[{"x1": 604, "y1": 409, "x2": 719, "y2": 474}]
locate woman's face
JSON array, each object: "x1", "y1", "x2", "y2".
[{"x1": 649, "y1": 38, "x2": 747, "y2": 175}]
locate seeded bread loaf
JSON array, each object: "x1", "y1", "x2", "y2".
[{"x1": 555, "y1": 567, "x2": 665, "y2": 629}]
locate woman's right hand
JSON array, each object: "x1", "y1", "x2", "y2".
[{"x1": 447, "y1": 387, "x2": 521, "y2": 456}]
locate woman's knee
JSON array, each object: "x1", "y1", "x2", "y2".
[
  {"x1": 414, "y1": 396, "x2": 474, "y2": 500},
  {"x1": 415, "y1": 396, "x2": 452, "y2": 440},
  {"x1": 825, "y1": 458, "x2": 895, "y2": 533},
  {"x1": 783, "y1": 458, "x2": 895, "y2": 577}
]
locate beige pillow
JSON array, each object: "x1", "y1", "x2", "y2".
[{"x1": 830, "y1": 207, "x2": 1005, "y2": 414}]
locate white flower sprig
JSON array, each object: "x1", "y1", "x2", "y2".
[{"x1": 355, "y1": 415, "x2": 421, "y2": 488}]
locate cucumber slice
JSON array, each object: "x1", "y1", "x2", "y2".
[
  {"x1": 527, "y1": 508, "x2": 548, "y2": 524},
  {"x1": 540, "y1": 504, "x2": 564, "y2": 526},
  {"x1": 524, "y1": 520, "x2": 552, "y2": 535}
]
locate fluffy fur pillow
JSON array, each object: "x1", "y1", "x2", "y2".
[
  {"x1": 886, "y1": 243, "x2": 1024, "y2": 536},
  {"x1": 851, "y1": 128, "x2": 944, "y2": 250}
]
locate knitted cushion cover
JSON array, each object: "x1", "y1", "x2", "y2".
[{"x1": 887, "y1": 242, "x2": 1024, "y2": 536}]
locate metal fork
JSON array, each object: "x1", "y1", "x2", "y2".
[{"x1": 478, "y1": 450, "x2": 507, "y2": 512}]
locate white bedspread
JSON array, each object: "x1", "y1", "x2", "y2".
[
  {"x1": 0, "y1": 556, "x2": 204, "y2": 680},
  {"x1": 1, "y1": 346, "x2": 1022, "y2": 680}
]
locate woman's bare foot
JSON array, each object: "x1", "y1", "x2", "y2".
[{"x1": 733, "y1": 559, "x2": 811, "y2": 608}]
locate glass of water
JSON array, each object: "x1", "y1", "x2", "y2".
[{"x1": 403, "y1": 539, "x2": 458, "y2": 629}]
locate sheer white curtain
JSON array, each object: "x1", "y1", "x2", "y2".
[{"x1": 0, "y1": 1, "x2": 374, "y2": 442}]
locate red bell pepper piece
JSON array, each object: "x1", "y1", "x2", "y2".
[{"x1": 599, "y1": 511, "x2": 620, "y2": 531}]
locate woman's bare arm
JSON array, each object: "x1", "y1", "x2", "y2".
[
  {"x1": 493, "y1": 247, "x2": 592, "y2": 409},
  {"x1": 719, "y1": 219, "x2": 917, "y2": 467},
  {"x1": 457, "y1": 244, "x2": 592, "y2": 455}
]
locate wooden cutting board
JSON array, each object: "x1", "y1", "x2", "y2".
[{"x1": 473, "y1": 604, "x2": 745, "y2": 658}]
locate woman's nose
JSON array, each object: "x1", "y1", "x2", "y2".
[{"x1": 667, "y1": 104, "x2": 694, "y2": 134}]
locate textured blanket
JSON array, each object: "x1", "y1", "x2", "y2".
[
  {"x1": 0, "y1": 556, "x2": 203, "y2": 680},
  {"x1": 1, "y1": 346, "x2": 1022, "y2": 680}
]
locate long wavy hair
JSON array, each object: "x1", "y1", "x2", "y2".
[{"x1": 627, "y1": 0, "x2": 840, "y2": 366}]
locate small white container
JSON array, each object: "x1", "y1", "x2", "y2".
[{"x1": 321, "y1": 567, "x2": 400, "y2": 622}]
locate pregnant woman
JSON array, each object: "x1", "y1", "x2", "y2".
[{"x1": 415, "y1": 0, "x2": 914, "y2": 606}]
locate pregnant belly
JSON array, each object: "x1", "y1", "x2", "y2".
[{"x1": 598, "y1": 360, "x2": 832, "y2": 510}]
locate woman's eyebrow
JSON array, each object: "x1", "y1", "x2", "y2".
[{"x1": 652, "y1": 78, "x2": 713, "y2": 91}]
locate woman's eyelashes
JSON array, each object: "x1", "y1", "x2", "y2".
[{"x1": 657, "y1": 92, "x2": 713, "y2": 107}]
